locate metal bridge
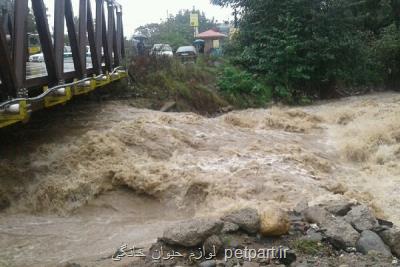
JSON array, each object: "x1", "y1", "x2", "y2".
[{"x1": 0, "y1": 0, "x2": 127, "y2": 128}]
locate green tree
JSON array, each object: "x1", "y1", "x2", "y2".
[{"x1": 212, "y1": 0, "x2": 400, "y2": 101}]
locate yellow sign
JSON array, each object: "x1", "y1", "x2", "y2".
[{"x1": 190, "y1": 13, "x2": 199, "y2": 27}]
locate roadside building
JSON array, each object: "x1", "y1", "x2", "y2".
[{"x1": 197, "y1": 29, "x2": 227, "y2": 56}]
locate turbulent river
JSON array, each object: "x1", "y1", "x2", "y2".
[{"x1": 0, "y1": 92, "x2": 399, "y2": 266}]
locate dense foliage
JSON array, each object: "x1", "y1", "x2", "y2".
[
  {"x1": 135, "y1": 10, "x2": 216, "y2": 50},
  {"x1": 212, "y1": 0, "x2": 400, "y2": 102},
  {"x1": 217, "y1": 65, "x2": 273, "y2": 107}
]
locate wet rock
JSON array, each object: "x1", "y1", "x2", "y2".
[
  {"x1": 345, "y1": 205, "x2": 379, "y2": 232},
  {"x1": 303, "y1": 228, "x2": 323, "y2": 242},
  {"x1": 379, "y1": 227, "x2": 400, "y2": 257},
  {"x1": 198, "y1": 260, "x2": 217, "y2": 267},
  {"x1": 204, "y1": 235, "x2": 223, "y2": 255},
  {"x1": 259, "y1": 207, "x2": 290, "y2": 237},
  {"x1": 304, "y1": 205, "x2": 359, "y2": 249},
  {"x1": 322, "y1": 199, "x2": 354, "y2": 216},
  {"x1": 161, "y1": 219, "x2": 223, "y2": 247},
  {"x1": 356, "y1": 230, "x2": 392, "y2": 257},
  {"x1": 222, "y1": 222, "x2": 240, "y2": 234},
  {"x1": 222, "y1": 208, "x2": 260, "y2": 234},
  {"x1": 324, "y1": 217, "x2": 360, "y2": 249},
  {"x1": 303, "y1": 206, "x2": 332, "y2": 224}
]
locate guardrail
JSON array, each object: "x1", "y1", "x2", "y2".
[{"x1": 0, "y1": 0, "x2": 127, "y2": 128}]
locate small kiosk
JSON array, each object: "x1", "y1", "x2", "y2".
[{"x1": 197, "y1": 29, "x2": 227, "y2": 55}]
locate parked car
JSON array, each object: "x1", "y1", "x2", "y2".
[
  {"x1": 150, "y1": 44, "x2": 173, "y2": 58},
  {"x1": 175, "y1": 46, "x2": 197, "y2": 62},
  {"x1": 29, "y1": 46, "x2": 89, "y2": 62},
  {"x1": 29, "y1": 53, "x2": 44, "y2": 62}
]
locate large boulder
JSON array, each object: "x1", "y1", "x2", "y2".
[
  {"x1": 303, "y1": 205, "x2": 359, "y2": 249},
  {"x1": 259, "y1": 207, "x2": 290, "y2": 237},
  {"x1": 161, "y1": 219, "x2": 223, "y2": 247},
  {"x1": 345, "y1": 205, "x2": 379, "y2": 232},
  {"x1": 356, "y1": 230, "x2": 392, "y2": 257},
  {"x1": 222, "y1": 208, "x2": 260, "y2": 234},
  {"x1": 379, "y1": 227, "x2": 400, "y2": 257},
  {"x1": 324, "y1": 217, "x2": 360, "y2": 249},
  {"x1": 303, "y1": 206, "x2": 333, "y2": 224},
  {"x1": 322, "y1": 199, "x2": 354, "y2": 216},
  {"x1": 221, "y1": 222, "x2": 240, "y2": 234}
]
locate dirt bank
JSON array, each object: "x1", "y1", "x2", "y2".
[{"x1": 0, "y1": 92, "x2": 399, "y2": 266}]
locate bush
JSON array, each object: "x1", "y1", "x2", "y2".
[{"x1": 217, "y1": 65, "x2": 272, "y2": 107}]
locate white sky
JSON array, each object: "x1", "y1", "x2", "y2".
[{"x1": 43, "y1": 0, "x2": 232, "y2": 37}]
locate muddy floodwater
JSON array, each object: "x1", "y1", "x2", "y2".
[{"x1": 0, "y1": 93, "x2": 399, "y2": 266}]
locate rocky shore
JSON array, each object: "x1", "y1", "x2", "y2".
[{"x1": 78, "y1": 200, "x2": 400, "y2": 267}]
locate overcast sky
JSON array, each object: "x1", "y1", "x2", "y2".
[{"x1": 43, "y1": 0, "x2": 232, "y2": 37}]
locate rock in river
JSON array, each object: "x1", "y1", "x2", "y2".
[
  {"x1": 322, "y1": 199, "x2": 354, "y2": 216},
  {"x1": 303, "y1": 205, "x2": 359, "y2": 249},
  {"x1": 324, "y1": 217, "x2": 360, "y2": 249},
  {"x1": 259, "y1": 206, "x2": 290, "y2": 237},
  {"x1": 222, "y1": 208, "x2": 260, "y2": 234},
  {"x1": 161, "y1": 219, "x2": 223, "y2": 247},
  {"x1": 379, "y1": 226, "x2": 400, "y2": 257},
  {"x1": 356, "y1": 230, "x2": 392, "y2": 257},
  {"x1": 345, "y1": 205, "x2": 379, "y2": 232}
]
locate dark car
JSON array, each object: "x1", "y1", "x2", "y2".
[{"x1": 175, "y1": 46, "x2": 197, "y2": 63}]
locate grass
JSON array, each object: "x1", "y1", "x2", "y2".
[
  {"x1": 128, "y1": 56, "x2": 228, "y2": 115},
  {"x1": 291, "y1": 240, "x2": 323, "y2": 255}
]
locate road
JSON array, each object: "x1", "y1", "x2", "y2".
[{"x1": 26, "y1": 58, "x2": 93, "y2": 79}]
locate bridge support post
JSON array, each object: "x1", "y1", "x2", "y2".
[
  {"x1": 31, "y1": 0, "x2": 59, "y2": 86},
  {"x1": 54, "y1": 0, "x2": 66, "y2": 83},
  {"x1": 0, "y1": 24, "x2": 17, "y2": 99},
  {"x1": 87, "y1": 1, "x2": 101, "y2": 75},
  {"x1": 13, "y1": 0, "x2": 28, "y2": 96}
]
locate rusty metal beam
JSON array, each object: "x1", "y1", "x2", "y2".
[
  {"x1": 54, "y1": 0, "x2": 65, "y2": 81},
  {"x1": 0, "y1": 24, "x2": 17, "y2": 98},
  {"x1": 79, "y1": 0, "x2": 88, "y2": 77},
  {"x1": 65, "y1": 0, "x2": 84, "y2": 78},
  {"x1": 114, "y1": 9, "x2": 122, "y2": 66},
  {"x1": 117, "y1": 9, "x2": 125, "y2": 59},
  {"x1": 107, "y1": 3, "x2": 115, "y2": 67},
  {"x1": 1, "y1": 9, "x2": 13, "y2": 52},
  {"x1": 31, "y1": 0, "x2": 59, "y2": 86},
  {"x1": 13, "y1": 0, "x2": 28, "y2": 92},
  {"x1": 87, "y1": 0, "x2": 101, "y2": 74},
  {"x1": 95, "y1": 0, "x2": 104, "y2": 71},
  {"x1": 102, "y1": 6, "x2": 111, "y2": 71}
]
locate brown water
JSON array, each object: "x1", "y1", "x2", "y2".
[{"x1": 0, "y1": 93, "x2": 399, "y2": 266}]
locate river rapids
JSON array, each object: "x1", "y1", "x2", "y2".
[{"x1": 0, "y1": 92, "x2": 399, "y2": 266}]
